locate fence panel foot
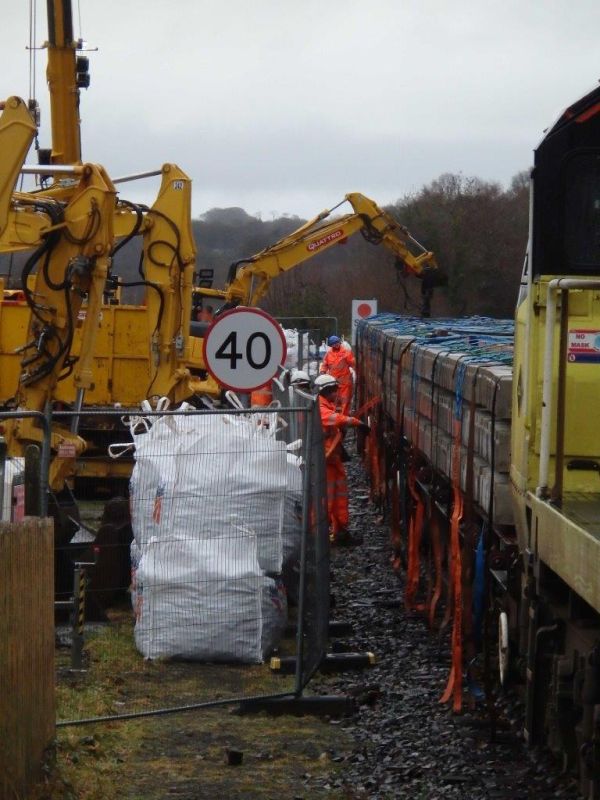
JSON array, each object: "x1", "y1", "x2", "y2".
[{"x1": 236, "y1": 695, "x2": 357, "y2": 717}]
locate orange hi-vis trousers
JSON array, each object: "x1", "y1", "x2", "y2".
[
  {"x1": 326, "y1": 454, "x2": 349, "y2": 535},
  {"x1": 337, "y1": 382, "x2": 353, "y2": 415}
]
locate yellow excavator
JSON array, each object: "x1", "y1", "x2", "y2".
[
  {"x1": 0, "y1": 1, "x2": 441, "y2": 497},
  {"x1": 194, "y1": 190, "x2": 440, "y2": 319}
]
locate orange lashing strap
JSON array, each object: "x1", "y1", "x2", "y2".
[
  {"x1": 363, "y1": 425, "x2": 371, "y2": 471},
  {"x1": 428, "y1": 507, "x2": 443, "y2": 629},
  {"x1": 405, "y1": 458, "x2": 425, "y2": 611},
  {"x1": 440, "y1": 418, "x2": 464, "y2": 712},
  {"x1": 375, "y1": 412, "x2": 387, "y2": 506},
  {"x1": 369, "y1": 426, "x2": 381, "y2": 503},
  {"x1": 355, "y1": 395, "x2": 381, "y2": 417},
  {"x1": 355, "y1": 396, "x2": 381, "y2": 495},
  {"x1": 390, "y1": 469, "x2": 403, "y2": 572}
]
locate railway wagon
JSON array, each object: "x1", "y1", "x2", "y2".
[{"x1": 356, "y1": 80, "x2": 600, "y2": 799}]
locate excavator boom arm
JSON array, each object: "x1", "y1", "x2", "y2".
[
  {"x1": 224, "y1": 192, "x2": 439, "y2": 310},
  {"x1": 0, "y1": 98, "x2": 37, "y2": 237}
]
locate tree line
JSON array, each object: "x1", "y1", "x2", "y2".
[
  {"x1": 195, "y1": 171, "x2": 529, "y2": 331},
  {"x1": 0, "y1": 171, "x2": 529, "y2": 332}
]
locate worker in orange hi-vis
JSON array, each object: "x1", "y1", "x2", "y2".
[
  {"x1": 320, "y1": 335, "x2": 355, "y2": 414},
  {"x1": 197, "y1": 304, "x2": 214, "y2": 323},
  {"x1": 314, "y1": 374, "x2": 370, "y2": 546},
  {"x1": 250, "y1": 383, "x2": 272, "y2": 407}
]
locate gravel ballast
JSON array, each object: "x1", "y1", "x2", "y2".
[{"x1": 305, "y1": 459, "x2": 581, "y2": 799}]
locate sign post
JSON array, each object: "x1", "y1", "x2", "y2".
[
  {"x1": 351, "y1": 299, "x2": 378, "y2": 345},
  {"x1": 203, "y1": 307, "x2": 287, "y2": 392}
]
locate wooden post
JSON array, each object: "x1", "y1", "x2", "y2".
[{"x1": 0, "y1": 517, "x2": 55, "y2": 799}]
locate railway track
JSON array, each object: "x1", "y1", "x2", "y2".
[{"x1": 307, "y1": 459, "x2": 581, "y2": 800}]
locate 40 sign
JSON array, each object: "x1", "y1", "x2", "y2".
[{"x1": 203, "y1": 307, "x2": 287, "y2": 392}]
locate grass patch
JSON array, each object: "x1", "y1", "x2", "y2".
[{"x1": 37, "y1": 610, "x2": 351, "y2": 798}]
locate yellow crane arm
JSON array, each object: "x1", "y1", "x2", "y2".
[
  {"x1": 135, "y1": 165, "x2": 198, "y2": 400},
  {"x1": 223, "y1": 192, "x2": 440, "y2": 314},
  {"x1": 46, "y1": 0, "x2": 82, "y2": 165}
]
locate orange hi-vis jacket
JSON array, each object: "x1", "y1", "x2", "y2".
[
  {"x1": 318, "y1": 395, "x2": 360, "y2": 458},
  {"x1": 320, "y1": 347, "x2": 355, "y2": 390}
]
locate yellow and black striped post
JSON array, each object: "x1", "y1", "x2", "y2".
[{"x1": 70, "y1": 565, "x2": 86, "y2": 669}]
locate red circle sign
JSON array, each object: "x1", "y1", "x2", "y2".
[
  {"x1": 203, "y1": 307, "x2": 287, "y2": 392},
  {"x1": 357, "y1": 302, "x2": 374, "y2": 318}
]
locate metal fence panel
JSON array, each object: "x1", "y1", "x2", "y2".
[
  {"x1": 23, "y1": 399, "x2": 330, "y2": 725},
  {"x1": 268, "y1": 386, "x2": 330, "y2": 691},
  {"x1": 291, "y1": 392, "x2": 330, "y2": 691}
]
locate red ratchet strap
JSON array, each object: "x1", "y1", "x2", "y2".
[{"x1": 440, "y1": 416, "x2": 464, "y2": 713}]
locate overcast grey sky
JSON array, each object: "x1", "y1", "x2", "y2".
[{"x1": 3, "y1": 0, "x2": 600, "y2": 219}]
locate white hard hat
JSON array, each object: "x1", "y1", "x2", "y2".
[
  {"x1": 290, "y1": 369, "x2": 310, "y2": 385},
  {"x1": 314, "y1": 374, "x2": 338, "y2": 392}
]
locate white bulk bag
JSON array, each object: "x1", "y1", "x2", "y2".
[
  {"x1": 168, "y1": 414, "x2": 287, "y2": 573},
  {"x1": 134, "y1": 532, "x2": 286, "y2": 662},
  {"x1": 129, "y1": 414, "x2": 179, "y2": 551},
  {"x1": 128, "y1": 408, "x2": 287, "y2": 572},
  {"x1": 282, "y1": 454, "x2": 303, "y2": 568}
]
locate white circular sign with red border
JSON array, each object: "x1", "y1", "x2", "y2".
[{"x1": 203, "y1": 307, "x2": 287, "y2": 392}]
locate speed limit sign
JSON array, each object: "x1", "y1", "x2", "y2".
[{"x1": 203, "y1": 307, "x2": 287, "y2": 391}]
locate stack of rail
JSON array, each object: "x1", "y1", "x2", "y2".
[{"x1": 355, "y1": 314, "x2": 514, "y2": 710}]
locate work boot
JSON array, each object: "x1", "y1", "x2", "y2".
[
  {"x1": 335, "y1": 529, "x2": 349, "y2": 546},
  {"x1": 337, "y1": 529, "x2": 362, "y2": 547}
]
